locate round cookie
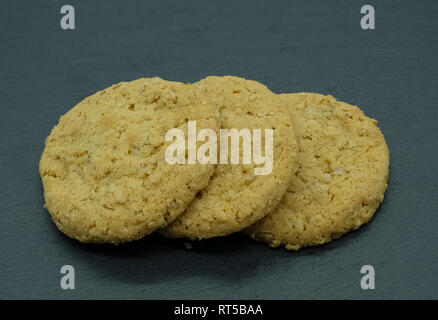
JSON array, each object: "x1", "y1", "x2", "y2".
[
  {"x1": 244, "y1": 93, "x2": 389, "y2": 250},
  {"x1": 39, "y1": 78, "x2": 219, "y2": 243},
  {"x1": 161, "y1": 76, "x2": 299, "y2": 239}
]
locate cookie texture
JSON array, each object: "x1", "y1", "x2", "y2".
[
  {"x1": 245, "y1": 93, "x2": 389, "y2": 250},
  {"x1": 39, "y1": 78, "x2": 219, "y2": 243},
  {"x1": 161, "y1": 76, "x2": 299, "y2": 239}
]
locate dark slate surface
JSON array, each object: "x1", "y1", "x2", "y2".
[{"x1": 0, "y1": 0, "x2": 437, "y2": 299}]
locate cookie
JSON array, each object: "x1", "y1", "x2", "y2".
[
  {"x1": 161, "y1": 76, "x2": 299, "y2": 239},
  {"x1": 244, "y1": 93, "x2": 389, "y2": 250},
  {"x1": 39, "y1": 78, "x2": 219, "y2": 243}
]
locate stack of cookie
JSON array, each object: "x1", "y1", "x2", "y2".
[{"x1": 40, "y1": 76, "x2": 389, "y2": 250}]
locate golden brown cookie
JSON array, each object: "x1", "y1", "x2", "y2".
[
  {"x1": 245, "y1": 93, "x2": 389, "y2": 250},
  {"x1": 161, "y1": 76, "x2": 299, "y2": 239},
  {"x1": 39, "y1": 78, "x2": 219, "y2": 243}
]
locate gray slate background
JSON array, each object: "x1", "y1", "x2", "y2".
[{"x1": 1, "y1": 0, "x2": 437, "y2": 299}]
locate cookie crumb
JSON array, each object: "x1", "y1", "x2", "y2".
[{"x1": 183, "y1": 241, "x2": 193, "y2": 250}]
